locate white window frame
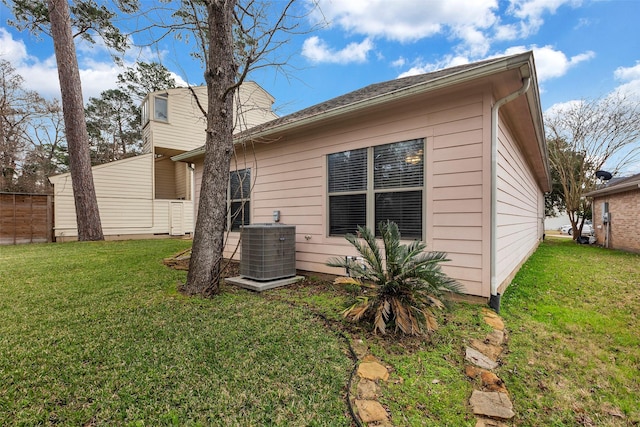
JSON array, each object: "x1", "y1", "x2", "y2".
[
  {"x1": 153, "y1": 93, "x2": 168, "y2": 122},
  {"x1": 327, "y1": 139, "x2": 425, "y2": 239}
]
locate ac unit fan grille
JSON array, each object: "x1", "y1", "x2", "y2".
[{"x1": 240, "y1": 224, "x2": 296, "y2": 281}]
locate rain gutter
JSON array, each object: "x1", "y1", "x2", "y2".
[{"x1": 489, "y1": 76, "x2": 531, "y2": 313}]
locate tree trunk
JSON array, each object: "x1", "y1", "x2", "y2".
[
  {"x1": 182, "y1": 0, "x2": 237, "y2": 296},
  {"x1": 47, "y1": 0, "x2": 103, "y2": 241}
]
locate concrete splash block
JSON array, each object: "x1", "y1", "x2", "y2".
[{"x1": 225, "y1": 275, "x2": 304, "y2": 292}]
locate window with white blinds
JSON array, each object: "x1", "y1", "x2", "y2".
[
  {"x1": 228, "y1": 168, "x2": 250, "y2": 231},
  {"x1": 328, "y1": 139, "x2": 424, "y2": 238}
]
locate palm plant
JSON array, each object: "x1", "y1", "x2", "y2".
[{"x1": 327, "y1": 221, "x2": 461, "y2": 335}]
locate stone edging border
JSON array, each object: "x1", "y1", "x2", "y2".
[
  {"x1": 465, "y1": 308, "x2": 515, "y2": 426},
  {"x1": 349, "y1": 341, "x2": 394, "y2": 426},
  {"x1": 347, "y1": 306, "x2": 515, "y2": 426}
]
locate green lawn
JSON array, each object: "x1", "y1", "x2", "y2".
[
  {"x1": 0, "y1": 240, "x2": 352, "y2": 426},
  {"x1": 500, "y1": 237, "x2": 640, "y2": 426},
  {"x1": 1, "y1": 237, "x2": 638, "y2": 426}
]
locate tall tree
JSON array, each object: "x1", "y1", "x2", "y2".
[
  {"x1": 47, "y1": 0, "x2": 103, "y2": 240},
  {"x1": 85, "y1": 89, "x2": 142, "y2": 164},
  {"x1": 182, "y1": 0, "x2": 238, "y2": 297},
  {"x1": 16, "y1": 98, "x2": 67, "y2": 193},
  {"x1": 0, "y1": 60, "x2": 67, "y2": 193},
  {"x1": 83, "y1": 61, "x2": 177, "y2": 165},
  {"x1": 0, "y1": 60, "x2": 41, "y2": 192},
  {"x1": 117, "y1": 61, "x2": 177, "y2": 102},
  {"x1": 545, "y1": 93, "x2": 640, "y2": 238},
  {"x1": 169, "y1": 0, "x2": 307, "y2": 296},
  {"x1": 5, "y1": 0, "x2": 137, "y2": 240}
]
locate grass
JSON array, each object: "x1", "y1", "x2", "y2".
[
  {"x1": 500, "y1": 237, "x2": 640, "y2": 426},
  {"x1": 1, "y1": 237, "x2": 638, "y2": 426},
  {"x1": 0, "y1": 240, "x2": 352, "y2": 426},
  {"x1": 268, "y1": 276, "x2": 488, "y2": 426}
]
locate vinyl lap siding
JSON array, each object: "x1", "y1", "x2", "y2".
[
  {"x1": 495, "y1": 117, "x2": 542, "y2": 288},
  {"x1": 155, "y1": 157, "x2": 177, "y2": 199},
  {"x1": 147, "y1": 87, "x2": 208, "y2": 153},
  {"x1": 430, "y1": 101, "x2": 485, "y2": 296},
  {"x1": 210, "y1": 90, "x2": 489, "y2": 294},
  {"x1": 235, "y1": 82, "x2": 279, "y2": 131},
  {"x1": 174, "y1": 162, "x2": 190, "y2": 200},
  {"x1": 147, "y1": 83, "x2": 277, "y2": 153},
  {"x1": 50, "y1": 154, "x2": 155, "y2": 237}
]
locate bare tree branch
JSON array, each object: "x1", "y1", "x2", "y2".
[{"x1": 545, "y1": 92, "x2": 640, "y2": 238}]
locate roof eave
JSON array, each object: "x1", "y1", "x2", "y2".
[
  {"x1": 242, "y1": 52, "x2": 535, "y2": 143},
  {"x1": 585, "y1": 180, "x2": 640, "y2": 198},
  {"x1": 521, "y1": 55, "x2": 552, "y2": 192},
  {"x1": 172, "y1": 52, "x2": 547, "y2": 167},
  {"x1": 172, "y1": 147, "x2": 205, "y2": 162}
]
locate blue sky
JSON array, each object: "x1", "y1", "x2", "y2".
[{"x1": 1, "y1": 1, "x2": 639, "y2": 153}]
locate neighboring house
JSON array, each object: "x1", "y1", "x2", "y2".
[
  {"x1": 586, "y1": 173, "x2": 640, "y2": 252},
  {"x1": 49, "y1": 82, "x2": 278, "y2": 241},
  {"x1": 174, "y1": 51, "x2": 551, "y2": 304}
]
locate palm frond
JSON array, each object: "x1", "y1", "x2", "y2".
[
  {"x1": 373, "y1": 300, "x2": 390, "y2": 334},
  {"x1": 343, "y1": 296, "x2": 371, "y2": 321},
  {"x1": 350, "y1": 225, "x2": 385, "y2": 282},
  {"x1": 426, "y1": 295, "x2": 445, "y2": 309},
  {"x1": 424, "y1": 310, "x2": 439, "y2": 332},
  {"x1": 379, "y1": 221, "x2": 401, "y2": 278},
  {"x1": 333, "y1": 276, "x2": 361, "y2": 286},
  {"x1": 326, "y1": 220, "x2": 460, "y2": 336}
]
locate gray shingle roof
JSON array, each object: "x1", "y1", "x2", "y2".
[
  {"x1": 586, "y1": 172, "x2": 640, "y2": 197},
  {"x1": 237, "y1": 56, "x2": 505, "y2": 138}
]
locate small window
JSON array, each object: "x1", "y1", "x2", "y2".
[
  {"x1": 228, "y1": 168, "x2": 251, "y2": 231},
  {"x1": 141, "y1": 99, "x2": 149, "y2": 125},
  {"x1": 154, "y1": 94, "x2": 168, "y2": 122},
  {"x1": 328, "y1": 139, "x2": 424, "y2": 238}
]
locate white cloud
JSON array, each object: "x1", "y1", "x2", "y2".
[
  {"x1": 505, "y1": 0, "x2": 583, "y2": 37},
  {"x1": 614, "y1": 62, "x2": 640, "y2": 82},
  {"x1": 0, "y1": 27, "x2": 121, "y2": 100},
  {"x1": 391, "y1": 57, "x2": 406, "y2": 68},
  {"x1": 396, "y1": 45, "x2": 594, "y2": 83},
  {"x1": 397, "y1": 55, "x2": 471, "y2": 78},
  {"x1": 0, "y1": 27, "x2": 186, "y2": 102},
  {"x1": 311, "y1": 0, "x2": 498, "y2": 51},
  {"x1": 308, "y1": 0, "x2": 588, "y2": 62},
  {"x1": 0, "y1": 27, "x2": 29, "y2": 64},
  {"x1": 302, "y1": 36, "x2": 374, "y2": 64},
  {"x1": 500, "y1": 45, "x2": 594, "y2": 82},
  {"x1": 453, "y1": 25, "x2": 491, "y2": 57},
  {"x1": 544, "y1": 99, "x2": 583, "y2": 118},
  {"x1": 613, "y1": 61, "x2": 640, "y2": 101},
  {"x1": 309, "y1": 0, "x2": 587, "y2": 60}
]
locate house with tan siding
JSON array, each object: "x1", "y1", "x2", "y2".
[
  {"x1": 586, "y1": 173, "x2": 640, "y2": 253},
  {"x1": 174, "y1": 51, "x2": 551, "y2": 306},
  {"x1": 49, "y1": 82, "x2": 278, "y2": 241}
]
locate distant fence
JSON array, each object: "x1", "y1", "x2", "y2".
[{"x1": 0, "y1": 193, "x2": 54, "y2": 245}]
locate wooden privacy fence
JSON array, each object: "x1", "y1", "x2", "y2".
[{"x1": 0, "y1": 193, "x2": 54, "y2": 245}]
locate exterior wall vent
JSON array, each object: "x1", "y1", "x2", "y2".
[{"x1": 240, "y1": 223, "x2": 296, "y2": 281}]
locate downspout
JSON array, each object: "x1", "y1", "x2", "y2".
[{"x1": 489, "y1": 76, "x2": 531, "y2": 313}]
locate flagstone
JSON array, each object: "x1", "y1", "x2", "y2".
[
  {"x1": 465, "y1": 347, "x2": 499, "y2": 370},
  {"x1": 355, "y1": 399, "x2": 389, "y2": 423},
  {"x1": 485, "y1": 329, "x2": 505, "y2": 346},
  {"x1": 358, "y1": 361, "x2": 389, "y2": 381},
  {"x1": 469, "y1": 338, "x2": 503, "y2": 361},
  {"x1": 357, "y1": 379, "x2": 380, "y2": 399},
  {"x1": 469, "y1": 391, "x2": 515, "y2": 419}
]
